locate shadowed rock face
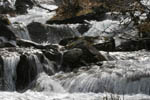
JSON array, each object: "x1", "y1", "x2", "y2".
[
  {"x1": 0, "y1": 19, "x2": 17, "y2": 41},
  {"x1": 15, "y1": 0, "x2": 35, "y2": 14}
]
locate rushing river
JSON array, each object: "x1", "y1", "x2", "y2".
[{"x1": 1, "y1": 0, "x2": 150, "y2": 100}]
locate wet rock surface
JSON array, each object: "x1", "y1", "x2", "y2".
[{"x1": 0, "y1": 0, "x2": 150, "y2": 99}]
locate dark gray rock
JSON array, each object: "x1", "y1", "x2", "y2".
[
  {"x1": 60, "y1": 37, "x2": 107, "y2": 72},
  {"x1": 27, "y1": 22, "x2": 48, "y2": 43},
  {"x1": 61, "y1": 48, "x2": 83, "y2": 72},
  {"x1": 63, "y1": 48, "x2": 83, "y2": 63},
  {"x1": 15, "y1": 0, "x2": 35, "y2": 14}
]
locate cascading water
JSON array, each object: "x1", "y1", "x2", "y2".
[
  {"x1": 33, "y1": 72, "x2": 65, "y2": 92},
  {"x1": 1, "y1": 55, "x2": 20, "y2": 91},
  {"x1": 27, "y1": 22, "x2": 80, "y2": 44},
  {"x1": 12, "y1": 23, "x2": 31, "y2": 40},
  {"x1": 53, "y1": 51, "x2": 150, "y2": 95},
  {"x1": 46, "y1": 24, "x2": 80, "y2": 44},
  {"x1": 1, "y1": 0, "x2": 150, "y2": 100}
]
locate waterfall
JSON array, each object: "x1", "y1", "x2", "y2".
[
  {"x1": 14, "y1": 24, "x2": 31, "y2": 40},
  {"x1": 11, "y1": 23, "x2": 31, "y2": 40},
  {"x1": 2, "y1": 55, "x2": 20, "y2": 91},
  {"x1": 27, "y1": 22, "x2": 80, "y2": 44},
  {"x1": 46, "y1": 24, "x2": 80, "y2": 44}
]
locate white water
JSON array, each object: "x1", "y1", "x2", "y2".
[
  {"x1": 1, "y1": 49, "x2": 150, "y2": 99},
  {"x1": 46, "y1": 24, "x2": 80, "y2": 43},
  {"x1": 51, "y1": 50, "x2": 150, "y2": 95},
  {"x1": 12, "y1": 23, "x2": 31, "y2": 40},
  {"x1": 84, "y1": 20, "x2": 120, "y2": 37},
  {"x1": 2, "y1": 0, "x2": 150, "y2": 100},
  {"x1": 2, "y1": 55, "x2": 20, "y2": 91},
  {"x1": 9, "y1": 4, "x2": 57, "y2": 25},
  {"x1": 0, "y1": 91, "x2": 150, "y2": 100}
]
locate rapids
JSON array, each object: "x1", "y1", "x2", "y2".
[{"x1": 0, "y1": 0, "x2": 150, "y2": 100}]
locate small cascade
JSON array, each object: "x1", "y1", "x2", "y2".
[
  {"x1": 41, "y1": 55, "x2": 56, "y2": 75},
  {"x1": 11, "y1": 23, "x2": 31, "y2": 40},
  {"x1": 46, "y1": 24, "x2": 80, "y2": 44},
  {"x1": 14, "y1": 24, "x2": 31, "y2": 40},
  {"x1": 33, "y1": 72, "x2": 65, "y2": 92},
  {"x1": 27, "y1": 22, "x2": 80, "y2": 44},
  {"x1": 2, "y1": 55, "x2": 20, "y2": 91}
]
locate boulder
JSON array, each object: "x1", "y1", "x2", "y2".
[
  {"x1": 27, "y1": 22, "x2": 48, "y2": 43},
  {"x1": 61, "y1": 48, "x2": 83, "y2": 72},
  {"x1": 60, "y1": 36, "x2": 107, "y2": 72}
]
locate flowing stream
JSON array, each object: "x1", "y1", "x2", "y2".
[{"x1": 1, "y1": 0, "x2": 150, "y2": 100}]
